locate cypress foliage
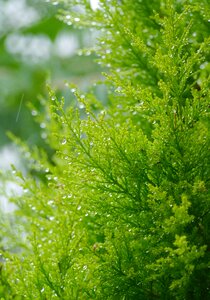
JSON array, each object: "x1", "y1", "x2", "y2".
[{"x1": 1, "y1": 0, "x2": 210, "y2": 299}]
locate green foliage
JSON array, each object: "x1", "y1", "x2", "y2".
[{"x1": 1, "y1": 0, "x2": 210, "y2": 299}]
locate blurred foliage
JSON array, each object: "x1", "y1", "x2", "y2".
[{"x1": 0, "y1": 0, "x2": 101, "y2": 147}]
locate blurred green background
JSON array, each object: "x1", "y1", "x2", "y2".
[{"x1": 0, "y1": 0, "x2": 101, "y2": 149}]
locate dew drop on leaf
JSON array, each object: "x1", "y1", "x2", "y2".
[
  {"x1": 79, "y1": 103, "x2": 85, "y2": 109},
  {"x1": 31, "y1": 110, "x2": 38, "y2": 116},
  {"x1": 40, "y1": 122, "x2": 46, "y2": 129},
  {"x1": 61, "y1": 138, "x2": 67, "y2": 145}
]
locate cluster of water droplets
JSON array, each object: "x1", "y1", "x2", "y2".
[{"x1": 64, "y1": 14, "x2": 81, "y2": 26}]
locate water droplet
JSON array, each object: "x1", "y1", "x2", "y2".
[
  {"x1": 48, "y1": 200, "x2": 54, "y2": 205},
  {"x1": 90, "y1": 0, "x2": 100, "y2": 10},
  {"x1": 83, "y1": 265, "x2": 87, "y2": 270},
  {"x1": 51, "y1": 96, "x2": 56, "y2": 101},
  {"x1": 66, "y1": 15, "x2": 71, "y2": 20},
  {"x1": 200, "y1": 62, "x2": 208, "y2": 69},
  {"x1": 49, "y1": 216, "x2": 55, "y2": 221},
  {"x1": 115, "y1": 86, "x2": 122, "y2": 92},
  {"x1": 77, "y1": 205, "x2": 82, "y2": 210},
  {"x1": 79, "y1": 103, "x2": 85, "y2": 109},
  {"x1": 138, "y1": 100, "x2": 144, "y2": 106},
  {"x1": 41, "y1": 132, "x2": 47, "y2": 139},
  {"x1": 47, "y1": 175, "x2": 52, "y2": 181},
  {"x1": 40, "y1": 123, "x2": 46, "y2": 129},
  {"x1": 61, "y1": 138, "x2": 67, "y2": 145},
  {"x1": 31, "y1": 110, "x2": 38, "y2": 116},
  {"x1": 85, "y1": 50, "x2": 91, "y2": 56},
  {"x1": 74, "y1": 17, "x2": 80, "y2": 22},
  {"x1": 41, "y1": 287, "x2": 45, "y2": 293}
]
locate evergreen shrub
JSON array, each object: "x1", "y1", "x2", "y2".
[{"x1": 1, "y1": 0, "x2": 210, "y2": 299}]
